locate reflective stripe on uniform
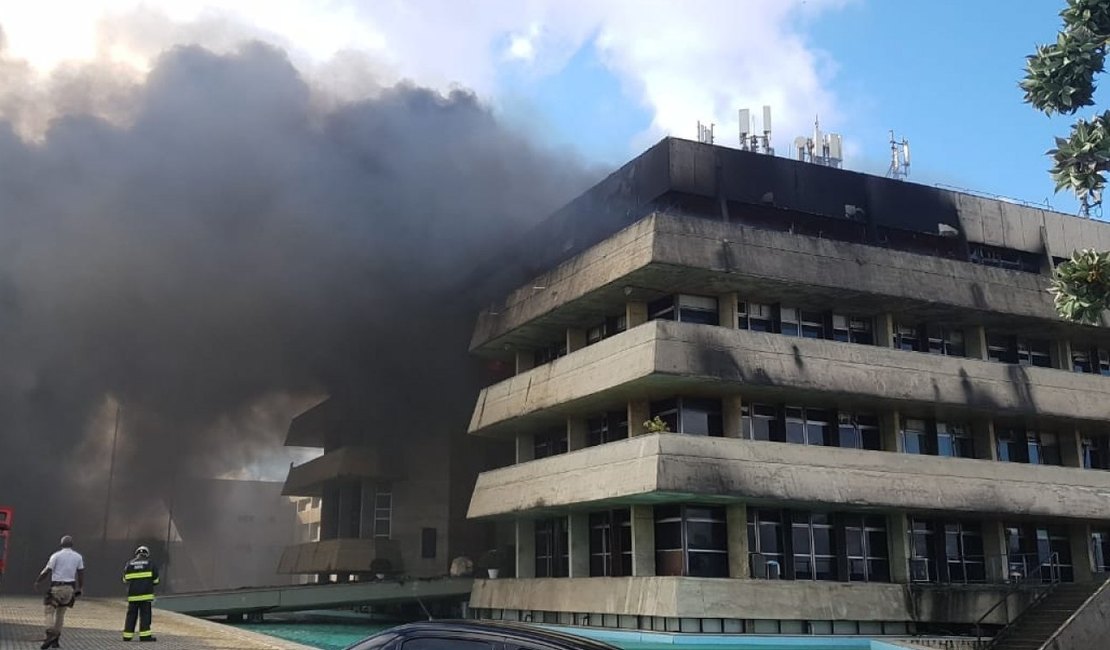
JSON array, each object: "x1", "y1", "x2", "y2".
[
  {"x1": 122, "y1": 632, "x2": 135, "y2": 639},
  {"x1": 124, "y1": 571, "x2": 154, "y2": 580},
  {"x1": 139, "y1": 630, "x2": 154, "y2": 637},
  {"x1": 127, "y1": 594, "x2": 155, "y2": 602}
]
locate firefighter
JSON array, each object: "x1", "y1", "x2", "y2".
[{"x1": 121, "y1": 545, "x2": 159, "y2": 642}]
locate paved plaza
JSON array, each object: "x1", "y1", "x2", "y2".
[{"x1": 0, "y1": 597, "x2": 315, "y2": 650}]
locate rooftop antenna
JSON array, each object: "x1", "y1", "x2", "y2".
[
  {"x1": 793, "y1": 115, "x2": 843, "y2": 168},
  {"x1": 887, "y1": 130, "x2": 910, "y2": 180},
  {"x1": 738, "y1": 105, "x2": 773, "y2": 154},
  {"x1": 696, "y1": 120, "x2": 715, "y2": 145}
]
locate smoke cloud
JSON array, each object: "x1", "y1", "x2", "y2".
[{"x1": 0, "y1": 38, "x2": 595, "y2": 587}]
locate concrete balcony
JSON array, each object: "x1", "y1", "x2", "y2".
[
  {"x1": 469, "y1": 576, "x2": 1038, "y2": 626},
  {"x1": 466, "y1": 434, "x2": 1110, "y2": 520},
  {"x1": 469, "y1": 319, "x2": 1110, "y2": 436},
  {"x1": 281, "y1": 446, "x2": 394, "y2": 497},
  {"x1": 277, "y1": 538, "x2": 402, "y2": 575}
]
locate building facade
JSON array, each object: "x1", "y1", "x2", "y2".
[{"x1": 464, "y1": 138, "x2": 1110, "y2": 636}]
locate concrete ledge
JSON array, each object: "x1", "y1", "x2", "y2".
[
  {"x1": 469, "y1": 577, "x2": 1036, "y2": 625},
  {"x1": 276, "y1": 538, "x2": 401, "y2": 575},
  {"x1": 467, "y1": 434, "x2": 1110, "y2": 520},
  {"x1": 469, "y1": 320, "x2": 1110, "y2": 435}
]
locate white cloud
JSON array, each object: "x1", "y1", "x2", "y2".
[{"x1": 0, "y1": 0, "x2": 848, "y2": 154}]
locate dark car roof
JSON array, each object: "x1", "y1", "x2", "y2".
[{"x1": 379, "y1": 620, "x2": 621, "y2": 650}]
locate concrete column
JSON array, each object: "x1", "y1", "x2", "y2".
[
  {"x1": 966, "y1": 325, "x2": 989, "y2": 361},
  {"x1": 880, "y1": 410, "x2": 902, "y2": 452},
  {"x1": 1060, "y1": 428, "x2": 1084, "y2": 468},
  {"x1": 1051, "y1": 340, "x2": 1073, "y2": 371},
  {"x1": 515, "y1": 433, "x2": 535, "y2": 464},
  {"x1": 876, "y1": 313, "x2": 895, "y2": 348},
  {"x1": 972, "y1": 418, "x2": 998, "y2": 461},
  {"x1": 569, "y1": 512, "x2": 591, "y2": 578},
  {"x1": 888, "y1": 514, "x2": 912, "y2": 584},
  {"x1": 983, "y1": 521, "x2": 1009, "y2": 583},
  {"x1": 628, "y1": 399, "x2": 651, "y2": 437},
  {"x1": 567, "y1": 418, "x2": 589, "y2": 451},
  {"x1": 515, "y1": 350, "x2": 535, "y2": 374},
  {"x1": 1070, "y1": 524, "x2": 1095, "y2": 583},
  {"x1": 630, "y1": 505, "x2": 656, "y2": 577},
  {"x1": 726, "y1": 504, "x2": 750, "y2": 578},
  {"x1": 626, "y1": 301, "x2": 648, "y2": 328},
  {"x1": 719, "y1": 292, "x2": 738, "y2": 329},
  {"x1": 723, "y1": 393, "x2": 744, "y2": 438},
  {"x1": 515, "y1": 519, "x2": 535, "y2": 579},
  {"x1": 567, "y1": 327, "x2": 587, "y2": 354}
]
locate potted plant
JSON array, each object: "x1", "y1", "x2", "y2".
[
  {"x1": 369, "y1": 557, "x2": 392, "y2": 580},
  {"x1": 643, "y1": 416, "x2": 671, "y2": 434},
  {"x1": 479, "y1": 549, "x2": 502, "y2": 579}
]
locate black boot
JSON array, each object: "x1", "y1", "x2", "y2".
[{"x1": 139, "y1": 636, "x2": 157, "y2": 642}]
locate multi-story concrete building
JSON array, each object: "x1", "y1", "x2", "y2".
[{"x1": 464, "y1": 138, "x2": 1110, "y2": 637}]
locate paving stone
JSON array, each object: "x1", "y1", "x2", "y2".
[{"x1": 0, "y1": 597, "x2": 315, "y2": 650}]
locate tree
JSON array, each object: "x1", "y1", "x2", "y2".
[{"x1": 1022, "y1": 0, "x2": 1110, "y2": 321}]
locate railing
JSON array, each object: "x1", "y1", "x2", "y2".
[{"x1": 975, "y1": 552, "x2": 1061, "y2": 649}]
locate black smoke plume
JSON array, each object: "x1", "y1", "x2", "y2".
[{"x1": 0, "y1": 40, "x2": 595, "y2": 589}]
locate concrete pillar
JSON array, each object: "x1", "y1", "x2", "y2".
[
  {"x1": 630, "y1": 505, "x2": 655, "y2": 577},
  {"x1": 515, "y1": 433, "x2": 535, "y2": 464},
  {"x1": 880, "y1": 410, "x2": 902, "y2": 452},
  {"x1": 966, "y1": 325, "x2": 989, "y2": 361},
  {"x1": 723, "y1": 393, "x2": 744, "y2": 438},
  {"x1": 569, "y1": 512, "x2": 591, "y2": 578},
  {"x1": 983, "y1": 521, "x2": 1009, "y2": 583},
  {"x1": 567, "y1": 418, "x2": 589, "y2": 451},
  {"x1": 515, "y1": 519, "x2": 535, "y2": 579},
  {"x1": 1051, "y1": 340, "x2": 1072, "y2": 371},
  {"x1": 1060, "y1": 428, "x2": 1084, "y2": 468},
  {"x1": 719, "y1": 292, "x2": 738, "y2": 329},
  {"x1": 567, "y1": 327, "x2": 587, "y2": 354},
  {"x1": 877, "y1": 313, "x2": 895, "y2": 348},
  {"x1": 726, "y1": 504, "x2": 750, "y2": 578},
  {"x1": 889, "y1": 514, "x2": 912, "y2": 584},
  {"x1": 515, "y1": 350, "x2": 535, "y2": 374},
  {"x1": 628, "y1": 399, "x2": 651, "y2": 437},
  {"x1": 972, "y1": 418, "x2": 998, "y2": 461},
  {"x1": 1070, "y1": 523, "x2": 1095, "y2": 583},
  {"x1": 626, "y1": 301, "x2": 648, "y2": 328}
]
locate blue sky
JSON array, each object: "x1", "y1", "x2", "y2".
[{"x1": 495, "y1": 0, "x2": 1091, "y2": 216}]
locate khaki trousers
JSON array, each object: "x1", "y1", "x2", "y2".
[{"x1": 43, "y1": 585, "x2": 74, "y2": 639}]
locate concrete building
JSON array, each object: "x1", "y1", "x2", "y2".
[
  {"x1": 464, "y1": 138, "x2": 1110, "y2": 637},
  {"x1": 278, "y1": 397, "x2": 506, "y2": 583}
]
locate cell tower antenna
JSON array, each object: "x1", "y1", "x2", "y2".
[
  {"x1": 792, "y1": 114, "x2": 843, "y2": 168},
  {"x1": 697, "y1": 120, "x2": 715, "y2": 145},
  {"x1": 737, "y1": 106, "x2": 773, "y2": 154},
  {"x1": 888, "y1": 130, "x2": 910, "y2": 180}
]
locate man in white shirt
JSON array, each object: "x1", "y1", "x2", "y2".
[{"x1": 33, "y1": 535, "x2": 85, "y2": 650}]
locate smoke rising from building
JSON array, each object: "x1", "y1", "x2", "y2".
[{"x1": 0, "y1": 39, "x2": 594, "y2": 587}]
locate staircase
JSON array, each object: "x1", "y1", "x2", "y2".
[{"x1": 989, "y1": 580, "x2": 1104, "y2": 650}]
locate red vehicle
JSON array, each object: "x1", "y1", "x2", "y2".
[{"x1": 0, "y1": 507, "x2": 12, "y2": 579}]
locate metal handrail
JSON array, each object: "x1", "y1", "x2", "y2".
[{"x1": 975, "y1": 552, "x2": 1061, "y2": 649}]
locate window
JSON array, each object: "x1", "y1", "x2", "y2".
[
  {"x1": 780, "y1": 307, "x2": 824, "y2": 338},
  {"x1": 742, "y1": 403, "x2": 779, "y2": 441},
  {"x1": 987, "y1": 334, "x2": 1012, "y2": 363},
  {"x1": 937, "y1": 422, "x2": 973, "y2": 458},
  {"x1": 373, "y1": 486, "x2": 392, "y2": 539},
  {"x1": 894, "y1": 323, "x2": 922, "y2": 351},
  {"x1": 650, "y1": 398, "x2": 723, "y2": 436},
  {"x1": 308, "y1": 522, "x2": 320, "y2": 542},
  {"x1": 535, "y1": 517, "x2": 569, "y2": 578},
  {"x1": 1082, "y1": 437, "x2": 1110, "y2": 470},
  {"x1": 785, "y1": 406, "x2": 831, "y2": 446},
  {"x1": 1018, "y1": 339, "x2": 1052, "y2": 368},
  {"x1": 944, "y1": 522, "x2": 986, "y2": 583},
  {"x1": 996, "y1": 427, "x2": 1024, "y2": 463},
  {"x1": 533, "y1": 340, "x2": 567, "y2": 366},
  {"x1": 1006, "y1": 524, "x2": 1074, "y2": 582},
  {"x1": 648, "y1": 294, "x2": 718, "y2": 325},
  {"x1": 654, "y1": 505, "x2": 728, "y2": 578},
  {"x1": 737, "y1": 301, "x2": 773, "y2": 332},
  {"x1": 844, "y1": 515, "x2": 890, "y2": 582},
  {"x1": 838, "y1": 413, "x2": 881, "y2": 450},
  {"x1": 1092, "y1": 529, "x2": 1110, "y2": 572},
  {"x1": 909, "y1": 519, "x2": 936, "y2": 582},
  {"x1": 1073, "y1": 346, "x2": 1110, "y2": 375},
  {"x1": 587, "y1": 314, "x2": 627, "y2": 346},
  {"x1": 832, "y1": 314, "x2": 873, "y2": 345},
  {"x1": 901, "y1": 419, "x2": 929, "y2": 455},
  {"x1": 1074, "y1": 349, "x2": 1094, "y2": 374},
  {"x1": 587, "y1": 411, "x2": 629, "y2": 446},
  {"x1": 1027, "y1": 431, "x2": 1062, "y2": 466},
  {"x1": 589, "y1": 509, "x2": 631, "y2": 577},
  {"x1": 792, "y1": 512, "x2": 836, "y2": 581},
  {"x1": 969, "y1": 243, "x2": 1042, "y2": 273},
  {"x1": 748, "y1": 509, "x2": 785, "y2": 579},
  {"x1": 927, "y1": 326, "x2": 966, "y2": 357},
  {"x1": 533, "y1": 430, "x2": 568, "y2": 459}
]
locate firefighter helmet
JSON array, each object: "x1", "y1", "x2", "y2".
[{"x1": 135, "y1": 545, "x2": 150, "y2": 557}]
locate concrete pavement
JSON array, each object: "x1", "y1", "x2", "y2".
[{"x1": 0, "y1": 597, "x2": 315, "y2": 650}]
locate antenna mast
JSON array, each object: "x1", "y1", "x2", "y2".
[
  {"x1": 792, "y1": 115, "x2": 843, "y2": 168},
  {"x1": 887, "y1": 130, "x2": 910, "y2": 180},
  {"x1": 696, "y1": 121, "x2": 715, "y2": 145},
  {"x1": 738, "y1": 105, "x2": 774, "y2": 154}
]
